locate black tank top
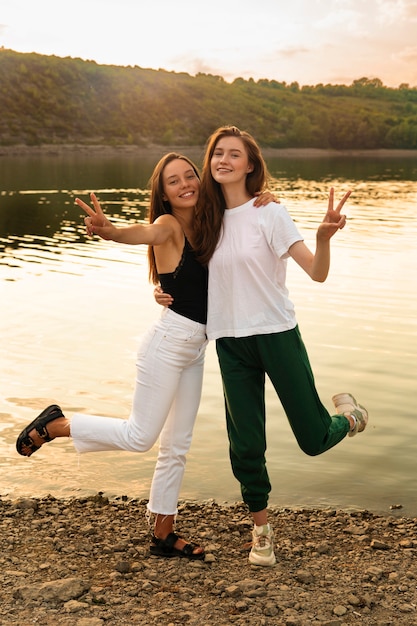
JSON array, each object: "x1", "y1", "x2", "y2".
[{"x1": 158, "y1": 238, "x2": 208, "y2": 325}]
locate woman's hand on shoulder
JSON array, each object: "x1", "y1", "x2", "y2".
[{"x1": 253, "y1": 191, "x2": 280, "y2": 207}]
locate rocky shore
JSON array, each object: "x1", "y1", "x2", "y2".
[{"x1": 1, "y1": 495, "x2": 416, "y2": 626}]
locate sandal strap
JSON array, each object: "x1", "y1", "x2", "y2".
[
  {"x1": 151, "y1": 532, "x2": 198, "y2": 556},
  {"x1": 35, "y1": 405, "x2": 63, "y2": 442},
  {"x1": 16, "y1": 404, "x2": 64, "y2": 456},
  {"x1": 180, "y1": 541, "x2": 198, "y2": 557},
  {"x1": 150, "y1": 532, "x2": 204, "y2": 559},
  {"x1": 152, "y1": 532, "x2": 179, "y2": 552},
  {"x1": 19, "y1": 434, "x2": 40, "y2": 453},
  {"x1": 35, "y1": 423, "x2": 52, "y2": 442}
]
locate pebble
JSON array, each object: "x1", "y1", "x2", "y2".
[{"x1": 0, "y1": 495, "x2": 416, "y2": 625}]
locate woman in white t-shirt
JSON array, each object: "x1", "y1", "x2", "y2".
[{"x1": 194, "y1": 126, "x2": 369, "y2": 567}]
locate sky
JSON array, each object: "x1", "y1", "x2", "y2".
[{"x1": 1, "y1": 0, "x2": 417, "y2": 88}]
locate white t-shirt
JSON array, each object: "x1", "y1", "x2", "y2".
[{"x1": 207, "y1": 199, "x2": 303, "y2": 340}]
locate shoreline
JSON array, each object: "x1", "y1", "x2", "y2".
[
  {"x1": 1, "y1": 143, "x2": 417, "y2": 159},
  {"x1": 0, "y1": 493, "x2": 410, "y2": 517},
  {"x1": 2, "y1": 495, "x2": 417, "y2": 625}
]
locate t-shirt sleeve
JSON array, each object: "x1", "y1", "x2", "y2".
[{"x1": 259, "y1": 203, "x2": 303, "y2": 258}]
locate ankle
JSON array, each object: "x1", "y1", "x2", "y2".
[
  {"x1": 254, "y1": 523, "x2": 271, "y2": 535},
  {"x1": 154, "y1": 514, "x2": 175, "y2": 540},
  {"x1": 345, "y1": 413, "x2": 357, "y2": 432},
  {"x1": 252, "y1": 509, "x2": 268, "y2": 527},
  {"x1": 47, "y1": 417, "x2": 71, "y2": 438}
]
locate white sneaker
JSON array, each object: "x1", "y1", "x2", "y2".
[
  {"x1": 332, "y1": 392, "x2": 368, "y2": 437},
  {"x1": 248, "y1": 524, "x2": 276, "y2": 566}
]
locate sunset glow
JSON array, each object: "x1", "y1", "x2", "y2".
[{"x1": 1, "y1": 0, "x2": 417, "y2": 87}]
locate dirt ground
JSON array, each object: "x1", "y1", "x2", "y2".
[{"x1": 1, "y1": 495, "x2": 416, "y2": 625}]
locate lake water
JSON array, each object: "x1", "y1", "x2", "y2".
[{"x1": 1, "y1": 150, "x2": 417, "y2": 516}]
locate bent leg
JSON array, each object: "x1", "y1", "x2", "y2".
[
  {"x1": 72, "y1": 331, "x2": 180, "y2": 452},
  {"x1": 259, "y1": 327, "x2": 350, "y2": 456},
  {"x1": 72, "y1": 312, "x2": 206, "y2": 455}
]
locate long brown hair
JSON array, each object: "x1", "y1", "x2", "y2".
[
  {"x1": 194, "y1": 126, "x2": 270, "y2": 265},
  {"x1": 147, "y1": 152, "x2": 201, "y2": 284}
]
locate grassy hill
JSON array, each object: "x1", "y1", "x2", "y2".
[{"x1": 1, "y1": 48, "x2": 417, "y2": 149}]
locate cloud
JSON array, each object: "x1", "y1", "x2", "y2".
[
  {"x1": 403, "y1": 0, "x2": 417, "y2": 19},
  {"x1": 1, "y1": 0, "x2": 416, "y2": 88},
  {"x1": 315, "y1": 6, "x2": 368, "y2": 37},
  {"x1": 376, "y1": 0, "x2": 417, "y2": 24},
  {"x1": 395, "y1": 45, "x2": 417, "y2": 62},
  {"x1": 274, "y1": 46, "x2": 311, "y2": 59},
  {"x1": 175, "y1": 56, "x2": 221, "y2": 77}
]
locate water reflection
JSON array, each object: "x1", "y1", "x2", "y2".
[
  {"x1": 1, "y1": 153, "x2": 417, "y2": 515},
  {"x1": 268, "y1": 155, "x2": 417, "y2": 182}
]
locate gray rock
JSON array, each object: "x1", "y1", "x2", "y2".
[
  {"x1": 1, "y1": 497, "x2": 417, "y2": 625},
  {"x1": 14, "y1": 577, "x2": 89, "y2": 602}
]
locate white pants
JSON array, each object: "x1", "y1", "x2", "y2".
[{"x1": 71, "y1": 308, "x2": 207, "y2": 515}]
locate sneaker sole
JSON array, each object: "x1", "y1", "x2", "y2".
[
  {"x1": 248, "y1": 552, "x2": 276, "y2": 566},
  {"x1": 332, "y1": 392, "x2": 358, "y2": 409}
]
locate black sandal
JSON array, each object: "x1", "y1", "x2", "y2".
[
  {"x1": 16, "y1": 404, "x2": 64, "y2": 456},
  {"x1": 150, "y1": 532, "x2": 205, "y2": 560}
]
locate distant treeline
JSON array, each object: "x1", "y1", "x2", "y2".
[{"x1": 1, "y1": 48, "x2": 417, "y2": 150}]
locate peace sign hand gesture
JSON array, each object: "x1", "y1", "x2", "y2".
[
  {"x1": 317, "y1": 187, "x2": 351, "y2": 242},
  {"x1": 75, "y1": 193, "x2": 117, "y2": 240}
]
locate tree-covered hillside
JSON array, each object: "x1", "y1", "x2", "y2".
[{"x1": 1, "y1": 48, "x2": 417, "y2": 149}]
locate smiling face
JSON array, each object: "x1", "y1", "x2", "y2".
[
  {"x1": 210, "y1": 136, "x2": 254, "y2": 186},
  {"x1": 162, "y1": 158, "x2": 200, "y2": 211}
]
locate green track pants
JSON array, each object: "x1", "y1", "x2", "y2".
[{"x1": 216, "y1": 326, "x2": 350, "y2": 513}]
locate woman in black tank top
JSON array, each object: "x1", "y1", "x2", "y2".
[{"x1": 16, "y1": 153, "x2": 208, "y2": 560}]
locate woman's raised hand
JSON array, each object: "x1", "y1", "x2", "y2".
[
  {"x1": 317, "y1": 188, "x2": 351, "y2": 241},
  {"x1": 75, "y1": 193, "x2": 116, "y2": 240}
]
